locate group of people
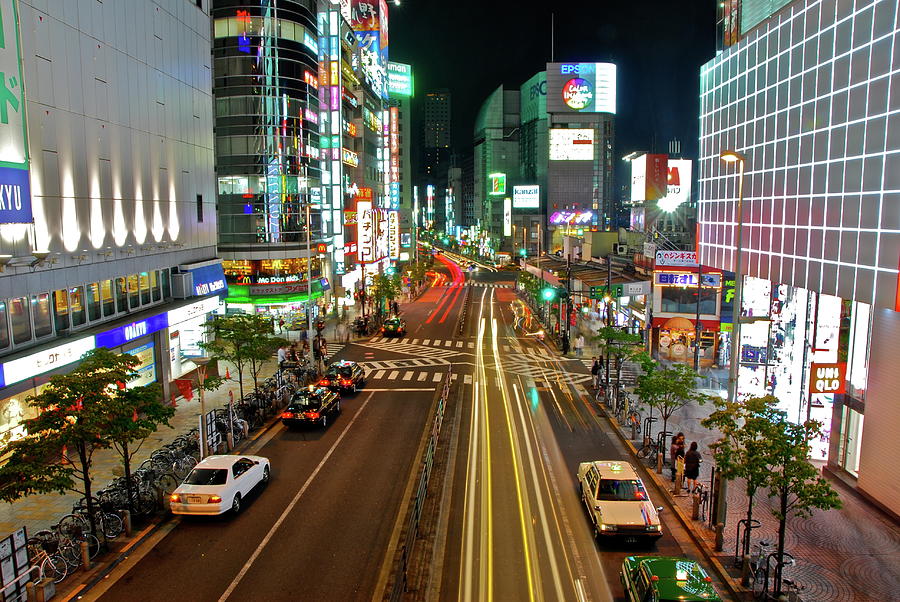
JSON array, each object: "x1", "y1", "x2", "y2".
[
  {"x1": 277, "y1": 334, "x2": 329, "y2": 373},
  {"x1": 560, "y1": 333, "x2": 587, "y2": 356},
  {"x1": 669, "y1": 432, "x2": 703, "y2": 492}
]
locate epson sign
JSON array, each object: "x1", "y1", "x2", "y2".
[{"x1": 560, "y1": 64, "x2": 595, "y2": 75}]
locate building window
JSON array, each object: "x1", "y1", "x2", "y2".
[
  {"x1": 197, "y1": 194, "x2": 204, "y2": 223},
  {"x1": 0, "y1": 302, "x2": 9, "y2": 349},
  {"x1": 115, "y1": 277, "x2": 128, "y2": 313},
  {"x1": 139, "y1": 272, "x2": 151, "y2": 305},
  {"x1": 101, "y1": 279, "x2": 116, "y2": 317},
  {"x1": 32, "y1": 294, "x2": 52, "y2": 338},
  {"x1": 151, "y1": 271, "x2": 161, "y2": 302},
  {"x1": 10, "y1": 297, "x2": 32, "y2": 344},
  {"x1": 161, "y1": 269, "x2": 171, "y2": 299},
  {"x1": 70, "y1": 286, "x2": 86, "y2": 327},
  {"x1": 128, "y1": 274, "x2": 140, "y2": 310},
  {"x1": 86, "y1": 283, "x2": 102, "y2": 321},
  {"x1": 53, "y1": 290, "x2": 69, "y2": 333}
]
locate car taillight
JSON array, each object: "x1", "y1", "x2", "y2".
[
  {"x1": 341, "y1": 379, "x2": 352, "y2": 385},
  {"x1": 209, "y1": 495, "x2": 222, "y2": 503},
  {"x1": 320, "y1": 380, "x2": 330, "y2": 386},
  {"x1": 170, "y1": 493, "x2": 181, "y2": 503},
  {"x1": 381, "y1": 327, "x2": 385, "y2": 332},
  {"x1": 281, "y1": 412, "x2": 294, "y2": 419},
  {"x1": 306, "y1": 411, "x2": 320, "y2": 419}
]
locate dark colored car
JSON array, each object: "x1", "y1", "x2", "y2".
[
  {"x1": 281, "y1": 386, "x2": 341, "y2": 428},
  {"x1": 381, "y1": 317, "x2": 407, "y2": 337},
  {"x1": 318, "y1": 360, "x2": 366, "y2": 393},
  {"x1": 620, "y1": 556, "x2": 721, "y2": 601}
]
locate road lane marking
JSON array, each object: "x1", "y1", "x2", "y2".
[
  {"x1": 217, "y1": 394, "x2": 374, "y2": 602},
  {"x1": 456, "y1": 341, "x2": 463, "y2": 347},
  {"x1": 417, "y1": 372, "x2": 427, "y2": 381},
  {"x1": 363, "y1": 388, "x2": 435, "y2": 392},
  {"x1": 463, "y1": 374, "x2": 472, "y2": 384},
  {"x1": 432, "y1": 372, "x2": 443, "y2": 382},
  {"x1": 374, "y1": 370, "x2": 385, "y2": 379},
  {"x1": 402, "y1": 371, "x2": 414, "y2": 380},
  {"x1": 423, "y1": 339, "x2": 431, "y2": 345},
  {"x1": 388, "y1": 370, "x2": 399, "y2": 379}
]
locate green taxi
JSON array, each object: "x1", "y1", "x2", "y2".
[
  {"x1": 381, "y1": 317, "x2": 407, "y2": 337},
  {"x1": 620, "y1": 556, "x2": 721, "y2": 601}
]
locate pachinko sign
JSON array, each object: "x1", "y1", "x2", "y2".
[{"x1": 549, "y1": 210, "x2": 594, "y2": 225}]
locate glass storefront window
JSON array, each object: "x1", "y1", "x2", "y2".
[
  {"x1": 128, "y1": 274, "x2": 140, "y2": 309},
  {"x1": 53, "y1": 289, "x2": 69, "y2": 333},
  {"x1": 0, "y1": 301, "x2": 9, "y2": 349},
  {"x1": 86, "y1": 283, "x2": 101, "y2": 321},
  {"x1": 139, "y1": 272, "x2": 151, "y2": 304},
  {"x1": 660, "y1": 287, "x2": 718, "y2": 314},
  {"x1": 845, "y1": 301, "x2": 871, "y2": 401},
  {"x1": 162, "y1": 269, "x2": 171, "y2": 299},
  {"x1": 151, "y1": 271, "x2": 161, "y2": 302},
  {"x1": 31, "y1": 294, "x2": 52, "y2": 338},
  {"x1": 70, "y1": 286, "x2": 85, "y2": 327},
  {"x1": 838, "y1": 406, "x2": 863, "y2": 476},
  {"x1": 101, "y1": 279, "x2": 115, "y2": 317},
  {"x1": 115, "y1": 277, "x2": 128, "y2": 313},
  {"x1": 10, "y1": 297, "x2": 32, "y2": 344}
]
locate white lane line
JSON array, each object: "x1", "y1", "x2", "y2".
[
  {"x1": 373, "y1": 370, "x2": 385, "y2": 379},
  {"x1": 218, "y1": 394, "x2": 374, "y2": 601},
  {"x1": 364, "y1": 388, "x2": 435, "y2": 392},
  {"x1": 402, "y1": 371, "x2": 414, "y2": 381},
  {"x1": 432, "y1": 372, "x2": 443, "y2": 382},
  {"x1": 417, "y1": 372, "x2": 428, "y2": 381}
]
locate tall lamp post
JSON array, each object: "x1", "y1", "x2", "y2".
[
  {"x1": 190, "y1": 356, "x2": 211, "y2": 459},
  {"x1": 716, "y1": 149, "x2": 747, "y2": 535}
]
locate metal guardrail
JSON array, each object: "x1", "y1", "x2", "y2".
[{"x1": 389, "y1": 366, "x2": 451, "y2": 602}]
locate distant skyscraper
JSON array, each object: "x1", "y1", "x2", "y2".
[{"x1": 422, "y1": 91, "x2": 451, "y2": 180}]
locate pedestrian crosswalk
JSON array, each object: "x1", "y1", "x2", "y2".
[
  {"x1": 364, "y1": 337, "x2": 555, "y2": 357},
  {"x1": 364, "y1": 369, "x2": 476, "y2": 386},
  {"x1": 467, "y1": 282, "x2": 513, "y2": 288}
]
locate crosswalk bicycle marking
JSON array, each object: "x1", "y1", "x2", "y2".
[
  {"x1": 444, "y1": 341, "x2": 453, "y2": 347},
  {"x1": 463, "y1": 374, "x2": 473, "y2": 384},
  {"x1": 456, "y1": 341, "x2": 463, "y2": 348},
  {"x1": 423, "y1": 339, "x2": 431, "y2": 345},
  {"x1": 468, "y1": 342, "x2": 475, "y2": 348}
]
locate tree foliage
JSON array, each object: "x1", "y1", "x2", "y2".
[
  {"x1": 0, "y1": 348, "x2": 164, "y2": 534},
  {"x1": 201, "y1": 314, "x2": 286, "y2": 400},
  {"x1": 370, "y1": 273, "x2": 401, "y2": 314},
  {"x1": 593, "y1": 326, "x2": 644, "y2": 387},
  {"x1": 634, "y1": 354, "x2": 706, "y2": 444}
]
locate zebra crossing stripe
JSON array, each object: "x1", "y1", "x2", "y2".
[
  {"x1": 417, "y1": 372, "x2": 427, "y2": 381},
  {"x1": 451, "y1": 373, "x2": 458, "y2": 381},
  {"x1": 373, "y1": 370, "x2": 385, "y2": 379},
  {"x1": 411, "y1": 339, "x2": 419, "y2": 344},
  {"x1": 402, "y1": 371, "x2": 414, "y2": 381},
  {"x1": 388, "y1": 371, "x2": 399, "y2": 379},
  {"x1": 432, "y1": 372, "x2": 443, "y2": 382}
]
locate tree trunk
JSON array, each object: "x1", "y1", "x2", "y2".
[
  {"x1": 237, "y1": 364, "x2": 245, "y2": 401},
  {"x1": 78, "y1": 443, "x2": 98, "y2": 538},
  {"x1": 123, "y1": 441, "x2": 134, "y2": 516},
  {"x1": 775, "y1": 484, "x2": 789, "y2": 597},
  {"x1": 743, "y1": 490, "x2": 755, "y2": 558},
  {"x1": 661, "y1": 414, "x2": 669, "y2": 463}
]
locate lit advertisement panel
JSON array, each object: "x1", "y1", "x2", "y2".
[
  {"x1": 546, "y1": 62, "x2": 616, "y2": 114},
  {"x1": 630, "y1": 154, "x2": 668, "y2": 202},
  {"x1": 657, "y1": 159, "x2": 692, "y2": 212},
  {"x1": 387, "y1": 62, "x2": 414, "y2": 97},
  {"x1": 503, "y1": 198, "x2": 512, "y2": 236},
  {"x1": 513, "y1": 185, "x2": 540, "y2": 209},
  {"x1": 387, "y1": 209, "x2": 400, "y2": 259},
  {"x1": 0, "y1": 0, "x2": 31, "y2": 224},
  {"x1": 489, "y1": 173, "x2": 507, "y2": 196},
  {"x1": 357, "y1": 200, "x2": 375, "y2": 263},
  {"x1": 549, "y1": 129, "x2": 594, "y2": 161}
]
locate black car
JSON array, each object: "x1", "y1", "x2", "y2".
[
  {"x1": 318, "y1": 360, "x2": 366, "y2": 393},
  {"x1": 381, "y1": 317, "x2": 407, "y2": 337},
  {"x1": 281, "y1": 386, "x2": 341, "y2": 428}
]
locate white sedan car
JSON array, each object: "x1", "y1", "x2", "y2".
[{"x1": 170, "y1": 455, "x2": 270, "y2": 515}]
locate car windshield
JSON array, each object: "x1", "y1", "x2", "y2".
[
  {"x1": 184, "y1": 468, "x2": 228, "y2": 486},
  {"x1": 596, "y1": 479, "x2": 648, "y2": 501},
  {"x1": 327, "y1": 365, "x2": 354, "y2": 377},
  {"x1": 290, "y1": 393, "x2": 322, "y2": 407},
  {"x1": 385, "y1": 319, "x2": 399, "y2": 326}
]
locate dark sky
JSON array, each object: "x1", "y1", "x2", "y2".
[{"x1": 388, "y1": 0, "x2": 717, "y2": 167}]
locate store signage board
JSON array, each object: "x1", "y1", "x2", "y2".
[
  {"x1": 809, "y1": 363, "x2": 847, "y2": 394},
  {"x1": 512, "y1": 185, "x2": 540, "y2": 209},
  {"x1": 187, "y1": 262, "x2": 227, "y2": 296},
  {"x1": 168, "y1": 296, "x2": 221, "y2": 326},
  {"x1": 0, "y1": 0, "x2": 31, "y2": 224},
  {"x1": 2, "y1": 336, "x2": 96, "y2": 387},
  {"x1": 655, "y1": 272, "x2": 721, "y2": 288},
  {"x1": 96, "y1": 313, "x2": 169, "y2": 349},
  {"x1": 655, "y1": 250, "x2": 698, "y2": 267},
  {"x1": 612, "y1": 281, "x2": 652, "y2": 297},
  {"x1": 249, "y1": 283, "x2": 310, "y2": 296}
]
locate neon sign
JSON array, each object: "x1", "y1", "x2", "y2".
[
  {"x1": 549, "y1": 210, "x2": 594, "y2": 225},
  {"x1": 562, "y1": 78, "x2": 594, "y2": 110}
]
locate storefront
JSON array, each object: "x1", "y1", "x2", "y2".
[
  {"x1": 650, "y1": 268, "x2": 722, "y2": 367},
  {"x1": 167, "y1": 296, "x2": 222, "y2": 380}
]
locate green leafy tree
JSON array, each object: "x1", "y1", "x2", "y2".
[
  {"x1": 765, "y1": 413, "x2": 841, "y2": 596},
  {"x1": 106, "y1": 380, "x2": 175, "y2": 515},
  {"x1": 634, "y1": 355, "x2": 706, "y2": 447},
  {"x1": 0, "y1": 349, "x2": 157, "y2": 535},
  {"x1": 593, "y1": 326, "x2": 644, "y2": 388},
  {"x1": 370, "y1": 273, "x2": 401, "y2": 315},
  {"x1": 702, "y1": 395, "x2": 784, "y2": 559},
  {"x1": 201, "y1": 314, "x2": 286, "y2": 401}
]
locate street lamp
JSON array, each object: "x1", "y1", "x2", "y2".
[
  {"x1": 189, "y1": 356, "x2": 212, "y2": 459},
  {"x1": 717, "y1": 148, "x2": 746, "y2": 538}
]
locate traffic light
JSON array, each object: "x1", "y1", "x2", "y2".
[
  {"x1": 541, "y1": 287, "x2": 557, "y2": 302},
  {"x1": 385, "y1": 266, "x2": 397, "y2": 275},
  {"x1": 519, "y1": 248, "x2": 528, "y2": 257},
  {"x1": 556, "y1": 287, "x2": 569, "y2": 300}
]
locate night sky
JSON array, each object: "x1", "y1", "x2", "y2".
[{"x1": 388, "y1": 0, "x2": 717, "y2": 174}]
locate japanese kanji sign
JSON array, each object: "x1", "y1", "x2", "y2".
[
  {"x1": 655, "y1": 250, "x2": 698, "y2": 267},
  {"x1": 357, "y1": 201, "x2": 375, "y2": 263},
  {"x1": 0, "y1": 0, "x2": 31, "y2": 223}
]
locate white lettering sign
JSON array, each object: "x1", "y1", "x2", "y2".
[
  {"x1": 3, "y1": 337, "x2": 96, "y2": 386},
  {"x1": 655, "y1": 250, "x2": 698, "y2": 267}
]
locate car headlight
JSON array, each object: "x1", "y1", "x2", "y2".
[{"x1": 600, "y1": 524, "x2": 617, "y2": 532}]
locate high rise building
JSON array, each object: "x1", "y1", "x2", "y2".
[
  {"x1": 699, "y1": 0, "x2": 899, "y2": 515},
  {"x1": 387, "y1": 62, "x2": 414, "y2": 259},
  {"x1": 422, "y1": 90, "x2": 451, "y2": 180},
  {"x1": 0, "y1": 0, "x2": 221, "y2": 441}
]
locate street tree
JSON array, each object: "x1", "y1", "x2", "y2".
[
  {"x1": 702, "y1": 394, "x2": 784, "y2": 559},
  {"x1": 592, "y1": 326, "x2": 644, "y2": 388},
  {"x1": 634, "y1": 355, "x2": 707, "y2": 450},
  {"x1": 201, "y1": 314, "x2": 285, "y2": 400},
  {"x1": 765, "y1": 412, "x2": 841, "y2": 596},
  {"x1": 0, "y1": 348, "x2": 160, "y2": 535},
  {"x1": 370, "y1": 273, "x2": 401, "y2": 315}
]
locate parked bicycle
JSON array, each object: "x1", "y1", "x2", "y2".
[
  {"x1": 749, "y1": 540, "x2": 796, "y2": 601},
  {"x1": 27, "y1": 534, "x2": 68, "y2": 584}
]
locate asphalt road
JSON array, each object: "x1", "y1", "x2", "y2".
[
  {"x1": 435, "y1": 265, "x2": 727, "y2": 601},
  {"x1": 91, "y1": 261, "x2": 471, "y2": 602}
]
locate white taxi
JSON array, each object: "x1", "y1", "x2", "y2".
[
  {"x1": 170, "y1": 455, "x2": 270, "y2": 515},
  {"x1": 576, "y1": 460, "x2": 663, "y2": 542}
]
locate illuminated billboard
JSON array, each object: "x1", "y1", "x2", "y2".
[
  {"x1": 546, "y1": 63, "x2": 616, "y2": 114},
  {"x1": 657, "y1": 159, "x2": 692, "y2": 212},
  {"x1": 513, "y1": 185, "x2": 540, "y2": 209},
  {"x1": 503, "y1": 197, "x2": 512, "y2": 236},
  {"x1": 630, "y1": 154, "x2": 668, "y2": 202},
  {"x1": 549, "y1": 129, "x2": 594, "y2": 161},
  {"x1": 350, "y1": 0, "x2": 389, "y2": 99},
  {"x1": 387, "y1": 62, "x2": 414, "y2": 97},
  {"x1": 489, "y1": 173, "x2": 507, "y2": 196}
]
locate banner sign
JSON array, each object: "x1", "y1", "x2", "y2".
[
  {"x1": 809, "y1": 363, "x2": 847, "y2": 395},
  {"x1": 357, "y1": 200, "x2": 375, "y2": 263},
  {"x1": 96, "y1": 313, "x2": 169, "y2": 349},
  {"x1": 512, "y1": 185, "x2": 540, "y2": 209},
  {"x1": 186, "y1": 262, "x2": 227, "y2": 297},
  {"x1": 655, "y1": 250, "x2": 698, "y2": 267},
  {"x1": 655, "y1": 271, "x2": 721, "y2": 288},
  {"x1": 0, "y1": 336, "x2": 96, "y2": 387},
  {"x1": 387, "y1": 209, "x2": 400, "y2": 259}
]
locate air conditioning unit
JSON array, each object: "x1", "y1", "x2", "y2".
[
  {"x1": 171, "y1": 272, "x2": 194, "y2": 299},
  {"x1": 614, "y1": 243, "x2": 628, "y2": 255}
]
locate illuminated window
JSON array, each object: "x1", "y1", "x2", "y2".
[
  {"x1": 101, "y1": 280, "x2": 116, "y2": 317},
  {"x1": 70, "y1": 287, "x2": 86, "y2": 327},
  {"x1": 53, "y1": 290, "x2": 69, "y2": 333},
  {"x1": 86, "y1": 283, "x2": 102, "y2": 322},
  {"x1": 140, "y1": 272, "x2": 151, "y2": 305},
  {"x1": 32, "y1": 294, "x2": 52, "y2": 337},
  {"x1": 0, "y1": 302, "x2": 8, "y2": 349},
  {"x1": 128, "y1": 274, "x2": 140, "y2": 310},
  {"x1": 115, "y1": 277, "x2": 128, "y2": 313},
  {"x1": 151, "y1": 271, "x2": 162, "y2": 302},
  {"x1": 9, "y1": 298, "x2": 30, "y2": 345}
]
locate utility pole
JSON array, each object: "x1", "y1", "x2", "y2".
[
  {"x1": 605, "y1": 254, "x2": 613, "y2": 390},
  {"x1": 694, "y1": 261, "x2": 702, "y2": 371}
]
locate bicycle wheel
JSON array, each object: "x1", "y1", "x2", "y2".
[
  {"x1": 101, "y1": 512, "x2": 124, "y2": 539},
  {"x1": 155, "y1": 472, "x2": 179, "y2": 497},
  {"x1": 58, "y1": 540, "x2": 82, "y2": 568},
  {"x1": 57, "y1": 514, "x2": 88, "y2": 541},
  {"x1": 752, "y1": 567, "x2": 768, "y2": 599},
  {"x1": 40, "y1": 554, "x2": 68, "y2": 584},
  {"x1": 83, "y1": 533, "x2": 101, "y2": 559},
  {"x1": 636, "y1": 445, "x2": 650, "y2": 459}
]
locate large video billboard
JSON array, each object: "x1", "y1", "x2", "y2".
[
  {"x1": 546, "y1": 63, "x2": 616, "y2": 114},
  {"x1": 350, "y1": 0, "x2": 389, "y2": 99},
  {"x1": 657, "y1": 159, "x2": 692, "y2": 211},
  {"x1": 549, "y1": 129, "x2": 594, "y2": 161},
  {"x1": 630, "y1": 154, "x2": 668, "y2": 202}
]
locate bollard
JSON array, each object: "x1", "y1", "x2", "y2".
[
  {"x1": 691, "y1": 492, "x2": 701, "y2": 519},
  {"x1": 631, "y1": 421, "x2": 638, "y2": 440},
  {"x1": 741, "y1": 555, "x2": 751, "y2": 586},
  {"x1": 674, "y1": 474, "x2": 683, "y2": 496},
  {"x1": 226, "y1": 431, "x2": 235, "y2": 450},
  {"x1": 34, "y1": 579, "x2": 55, "y2": 602},
  {"x1": 81, "y1": 540, "x2": 91, "y2": 572},
  {"x1": 26, "y1": 581, "x2": 35, "y2": 602},
  {"x1": 656, "y1": 453, "x2": 663, "y2": 474},
  {"x1": 120, "y1": 509, "x2": 132, "y2": 537},
  {"x1": 714, "y1": 523, "x2": 725, "y2": 552}
]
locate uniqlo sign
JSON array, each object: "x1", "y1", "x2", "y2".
[{"x1": 809, "y1": 363, "x2": 847, "y2": 395}]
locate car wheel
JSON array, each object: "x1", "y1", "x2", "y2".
[
  {"x1": 262, "y1": 465, "x2": 270, "y2": 485},
  {"x1": 231, "y1": 493, "x2": 242, "y2": 514}
]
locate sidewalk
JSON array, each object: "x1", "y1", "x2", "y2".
[{"x1": 602, "y1": 385, "x2": 900, "y2": 602}]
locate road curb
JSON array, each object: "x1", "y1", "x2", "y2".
[{"x1": 599, "y1": 405, "x2": 745, "y2": 601}]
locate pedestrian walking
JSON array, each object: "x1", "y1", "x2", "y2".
[
  {"x1": 684, "y1": 441, "x2": 702, "y2": 492},
  {"x1": 574, "y1": 334, "x2": 585, "y2": 357},
  {"x1": 669, "y1": 432, "x2": 685, "y2": 481},
  {"x1": 278, "y1": 316, "x2": 285, "y2": 333},
  {"x1": 561, "y1": 332, "x2": 570, "y2": 355},
  {"x1": 277, "y1": 345, "x2": 287, "y2": 371},
  {"x1": 590, "y1": 356, "x2": 602, "y2": 389}
]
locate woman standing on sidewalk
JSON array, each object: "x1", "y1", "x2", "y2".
[{"x1": 684, "y1": 441, "x2": 702, "y2": 492}]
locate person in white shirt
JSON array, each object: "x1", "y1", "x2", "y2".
[
  {"x1": 277, "y1": 346, "x2": 287, "y2": 370},
  {"x1": 574, "y1": 334, "x2": 585, "y2": 357}
]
